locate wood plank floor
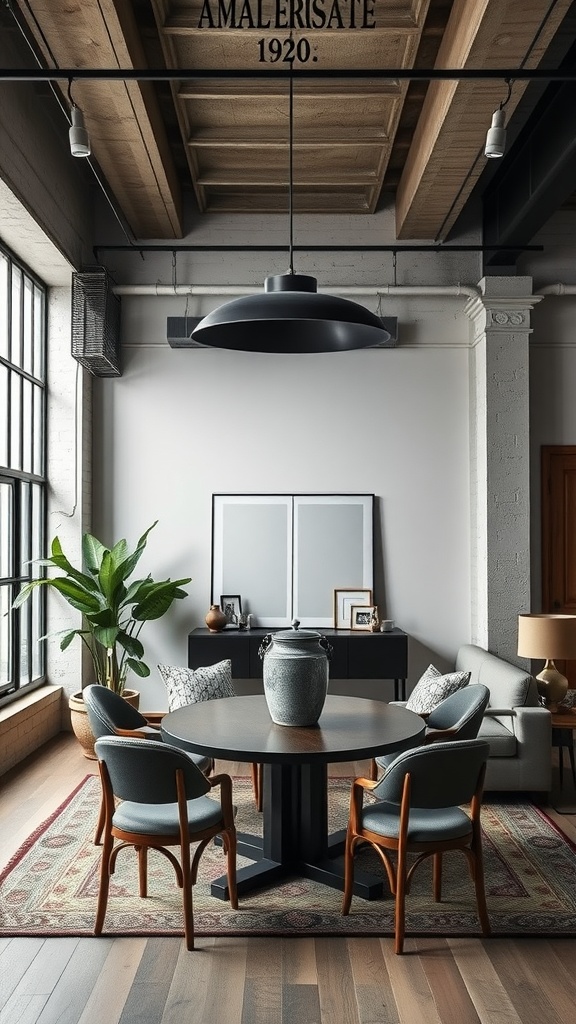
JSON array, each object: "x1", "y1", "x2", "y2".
[{"x1": 2, "y1": 733, "x2": 576, "y2": 1024}]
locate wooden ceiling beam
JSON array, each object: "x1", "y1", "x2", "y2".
[
  {"x1": 150, "y1": 0, "x2": 431, "y2": 212},
  {"x1": 395, "y1": 0, "x2": 574, "y2": 239},
  {"x1": 15, "y1": 0, "x2": 183, "y2": 238}
]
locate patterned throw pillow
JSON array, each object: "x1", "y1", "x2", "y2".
[
  {"x1": 157, "y1": 660, "x2": 235, "y2": 711},
  {"x1": 405, "y1": 664, "x2": 470, "y2": 715}
]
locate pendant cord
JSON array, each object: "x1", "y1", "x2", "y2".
[{"x1": 289, "y1": 74, "x2": 294, "y2": 276}]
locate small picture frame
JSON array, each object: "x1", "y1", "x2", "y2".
[
  {"x1": 220, "y1": 594, "x2": 242, "y2": 629},
  {"x1": 333, "y1": 588, "x2": 373, "y2": 629},
  {"x1": 351, "y1": 605, "x2": 377, "y2": 631}
]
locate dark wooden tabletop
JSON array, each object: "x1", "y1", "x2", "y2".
[{"x1": 161, "y1": 693, "x2": 425, "y2": 765}]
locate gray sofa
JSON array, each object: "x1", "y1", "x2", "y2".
[{"x1": 455, "y1": 644, "x2": 551, "y2": 792}]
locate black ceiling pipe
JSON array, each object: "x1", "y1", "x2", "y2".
[{"x1": 3, "y1": 68, "x2": 576, "y2": 82}]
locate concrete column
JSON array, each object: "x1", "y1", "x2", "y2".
[{"x1": 465, "y1": 277, "x2": 542, "y2": 663}]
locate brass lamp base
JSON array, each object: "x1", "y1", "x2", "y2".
[{"x1": 536, "y1": 660, "x2": 569, "y2": 712}]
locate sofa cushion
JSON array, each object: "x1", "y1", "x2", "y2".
[
  {"x1": 455, "y1": 644, "x2": 538, "y2": 708},
  {"x1": 157, "y1": 660, "x2": 235, "y2": 711},
  {"x1": 406, "y1": 664, "x2": 470, "y2": 715},
  {"x1": 478, "y1": 717, "x2": 517, "y2": 757}
]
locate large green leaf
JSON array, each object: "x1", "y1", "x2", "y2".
[
  {"x1": 47, "y1": 577, "x2": 102, "y2": 613},
  {"x1": 86, "y1": 608, "x2": 117, "y2": 627},
  {"x1": 132, "y1": 579, "x2": 191, "y2": 621},
  {"x1": 93, "y1": 624, "x2": 120, "y2": 647},
  {"x1": 117, "y1": 552, "x2": 146, "y2": 587},
  {"x1": 97, "y1": 549, "x2": 126, "y2": 607},
  {"x1": 136, "y1": 521, "x2": 158, "y2": 551},
  {"x1": 116, "y1": 631, "x2": 144, "y2": 658},
  {"x1": 126, "y1": 658, "x2": 150, "y2": 678},
  {"x1": 123, "y1": 576, "x2": 152, "y2": 603},
  {"x1": 59, "y1": 629, "x2": 82, "y2": 651},
  {"x1": 112, "y1": 522, "x2": 158, "y2": 589},
  {"x1": 82, "y1": 533, "x2": 108, "y2": 576},
  {"x1": 46, "y1": 538, "x2": 100, "y2": 592},
  {"x1": 109, "y1": 538, "x2": 129, "y2": 569},
  {"x1": 11, "y1": 578, "x2": 47, "y2": 608}
]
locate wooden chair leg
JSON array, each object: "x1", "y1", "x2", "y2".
[
  {"x1": 137, "y1": 845, "x2": 148, "y2": 898},
  {"x1": 94, "y1": 793, "x2": 105, "y2": 846},
  {"x1": 394, "y1": 845, "x2": 407, "y2": 954},
  {"x1": 368, "y1": 758, "x2": 378, "y2": 781},
  {"x1": 94, "y1": 829, "x2": 113, "y2": 936},
  {"x1": 225, "y1": 828, "x2": 238, "y2": 910},
  {"x1": 180, "y1": 838, "x2": 194, "y2": 951},
  {"x1": 341, "y1": 830, "x2": 355, "y2": 916},
  {"x1": 433, "y1": 852, "x2": 442, "y2": 902}
]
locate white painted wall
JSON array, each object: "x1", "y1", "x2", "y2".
[{"x1": 92, "y1": 290, "x2": 473, "y2": 709}]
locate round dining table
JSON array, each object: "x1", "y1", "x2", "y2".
[{"x1": 161, "y1": 693, "x2": 425, "y2": 901}]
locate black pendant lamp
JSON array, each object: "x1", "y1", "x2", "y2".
[{"x1": 191, "y1": 79, "x2": 390, "y2": 354}]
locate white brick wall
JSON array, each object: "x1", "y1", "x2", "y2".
[
  {"x1": 46, "y1": 286, "x2": 92, "y2": 722},
  {"x1": 466, "y1": 278, "x2": 540, "y2": 662}
]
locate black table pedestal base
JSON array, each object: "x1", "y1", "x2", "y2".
[{"x1": 210, "y1": 764, "x2": 386, "y2": 902}]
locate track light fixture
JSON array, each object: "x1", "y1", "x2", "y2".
[
  {"x1": 484, "y1": 80, "x2": 513, "y2": 159},
  {"x1": 67, "y1": 79, "x2": 91, "y2": 158}
]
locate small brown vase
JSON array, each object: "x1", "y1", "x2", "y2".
[{"x1": 205, "y1": 603, "x2": 227, "y2": 632}]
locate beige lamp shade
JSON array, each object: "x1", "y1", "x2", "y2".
[{"x1": 517, "y1": 614, "x2": 576, "y2": 659}]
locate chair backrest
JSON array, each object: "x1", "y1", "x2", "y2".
[
  {"x1": 373, "y1": 738, "x2": 490, "y2": 808},
  {"x1": 426, "y1": 684, "x2": 490, "y2": 739},
  {"x1": 94, "y1": 735, "x2": 211, "y2": 803},
  {"x1": 83, "y1": 684, "x2": 149, "y2": 739}
]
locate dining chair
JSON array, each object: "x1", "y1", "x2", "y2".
[
  {"x1": 370, "y1": 683, "x2": 490, "y2": 780},
  {"x1": 93, "y1": 735, "x2": 238, "y2": 951},
  {"x1": 84, "y1": 684, "x2": 213, "y2": 844},
  {"x1": 343, "y1": 737, "x2": 491, "y2": 954},
  {"x1": 157, "y1": 664, "x2": 262, "y2": 811}
]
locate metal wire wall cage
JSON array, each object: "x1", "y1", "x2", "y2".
[{"x1": 71, "y1": 268, "x2": 122, "y2": 376}]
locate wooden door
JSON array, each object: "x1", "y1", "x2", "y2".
[{"x1": 542, "y1": 446, "x2": 576, "y2": 688}]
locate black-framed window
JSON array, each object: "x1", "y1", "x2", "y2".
[{"x1": 0, "y1": 243, "x2": 46, "y2": 704}]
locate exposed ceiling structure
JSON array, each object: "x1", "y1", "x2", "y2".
[{"x1": 7, "y1": 0, "x2": 576, "y2": 246}]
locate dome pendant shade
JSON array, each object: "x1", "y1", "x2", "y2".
[{"x1": 190, "y1": 273, "x2": 391, "y2": 353}]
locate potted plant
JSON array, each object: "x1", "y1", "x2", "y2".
[{"x1": 13, "y1": 521, "x2": 191, "y2": 756}]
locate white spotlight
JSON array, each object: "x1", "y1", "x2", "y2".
[
  {"x1": 484, "y1": 108, "x2": 507, "y2": 159},
  {"x1": 69, "y1": 105, "x2": 91, "y2": 158}
]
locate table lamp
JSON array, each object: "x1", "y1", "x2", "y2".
[{"x1": 517, "y1": 613, "x2": 576, "y2": 711}]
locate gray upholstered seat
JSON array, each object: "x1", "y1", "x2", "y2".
[
  {"x1": 94, "y1": 735, "x2": 238, "y2": 950},
  {"x1": 343, "y1": 737, "x2": 491, "y2": 954},
  {"x1": 372, "y1": 683, "x2": 490, "y2": 776}
]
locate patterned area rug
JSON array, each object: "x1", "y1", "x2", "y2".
[{"x1": 2, "y1": 775, "x2": 576, "y2": 938}]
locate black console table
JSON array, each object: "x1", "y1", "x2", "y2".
[{"x1": 188, "y1": 626, "x2": 408, "y2": 701}]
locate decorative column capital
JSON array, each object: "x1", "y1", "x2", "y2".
[{"x1": 464, "y1": 276, "x2": 543, "y2": 338}]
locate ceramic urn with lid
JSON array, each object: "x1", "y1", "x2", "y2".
[{"x1": 258, "y1": 623, "x2": 332, "y2": 726}]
